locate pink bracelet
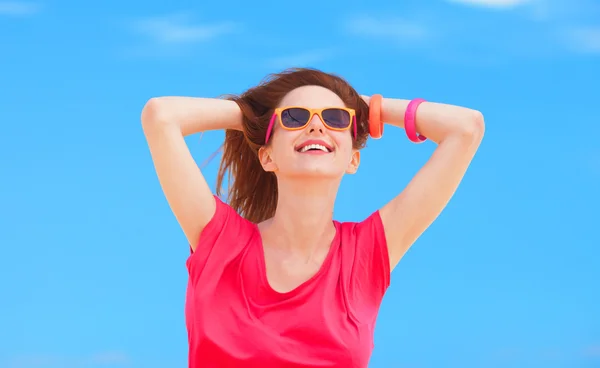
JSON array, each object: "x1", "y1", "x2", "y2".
[{"x1": 404, "y1": 98, "x2": 427, "y2": 143}]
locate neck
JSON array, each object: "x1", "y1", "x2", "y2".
[{"x1": 266, "y1": 177, "x2": 340, "y2": 255}]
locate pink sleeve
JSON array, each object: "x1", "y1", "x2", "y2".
[
  {"x1": 186, "y1": 196, "x2": 254, "y2": 278},
  {"x1": 344, "y1": 210, "x2": 391, "y2": 310}
]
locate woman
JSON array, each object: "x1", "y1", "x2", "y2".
[{"x1": 141, "y1": 68, "x2": 484, "y2": 368}]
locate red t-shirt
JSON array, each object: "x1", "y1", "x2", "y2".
[{"x1": 185, "y1": 196, "x2": 390, "y2": 368}]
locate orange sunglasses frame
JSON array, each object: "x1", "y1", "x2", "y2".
[{"x1": 265, "y1": 106, "x2": 357, "y2": 144}]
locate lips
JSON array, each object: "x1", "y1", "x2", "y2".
[{"x1": 295, "y1": 139, "x2": 333, "y2": 153}]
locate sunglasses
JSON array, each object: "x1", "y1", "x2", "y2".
[{"x1": 265, "y1": 106, "x2": 357, "y2": 144}]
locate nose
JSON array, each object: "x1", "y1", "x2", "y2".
[{"x1": 306, "y1": 113, "x2": 325, "y2": 135}]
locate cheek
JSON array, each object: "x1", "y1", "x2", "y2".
[
  {"x1": 269, "y1": 132, "x2": 298, "y2": 160},
  {"x1": 332, "y1": 131, "x2": 354, "y2": 154}
]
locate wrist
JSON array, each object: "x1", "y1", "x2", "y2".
[
  {"x1": 223, "y1": 99, "x2": 245, "y2": 131},
  {"x1": 381, "y1": 98, "x2": 410, "y2": 128}
]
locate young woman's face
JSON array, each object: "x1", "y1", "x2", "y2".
[{"x1": 258, "y1": 85, "x2": 360, "y2": 180}]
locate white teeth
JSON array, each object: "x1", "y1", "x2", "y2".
[{"x1": 299, "y1": 144, "x2": 329, "y2": 153}]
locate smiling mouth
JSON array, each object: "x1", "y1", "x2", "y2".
[{"x1": 297, "y1": 144, "x2": 332, "y2": 153}]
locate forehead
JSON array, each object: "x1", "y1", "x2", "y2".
[{"x1": 279, "y1": 85, "x2": 345, "y2": 108}]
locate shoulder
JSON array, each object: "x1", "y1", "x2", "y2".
[
  {"x1": 203, "y1": 196, "x2": 255, "y2": 235},
  {"x1": 337, "y1": 210, "x2": 386, "y2": 244},
  {"x1": 187, "y1": 196, "x2": 258, "y2": 272}
]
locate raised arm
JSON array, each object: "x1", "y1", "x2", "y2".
[
  {"x1": 141, "y1": 97, "x2": 243, "y2": 250},
  {"x1": 368, "y1": 96, "x2": 485, "y2": 270}
]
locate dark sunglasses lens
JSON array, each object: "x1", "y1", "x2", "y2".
[
  {"x1": 321, "y1": 108, "x2": 351, "y2": 129},
  {"x1": 281, "y1": 108, "x2": 310, "y2": 128}
]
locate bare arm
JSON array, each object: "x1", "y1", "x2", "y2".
[
  {"x1": 364, "y1": 96, "x2": 485, "y2": 270},
  {"x1": 141, "y1": 97, "x2": 243, "y2": 250}
]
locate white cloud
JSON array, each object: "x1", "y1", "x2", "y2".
[
  {"x1": 88, "y1": 351, "x2": 130, "y2": 365},
  {"x1": 2, "y1": 351, "x2": 130, "y2": 368},
  {"x1": 266, "y1": 49, "x2": 336, "y2": 69},
  {"x1": 565, "y1": 26, "x2": 600, "y2": 53},
  {"x1": 346, "y1": 16, "x2": 429, "y2": 41},
  {"x1": 583, "y1": 344, "x2": 600, "y2": 357},
  {"x1": 0, "y1": 1, "x2": 40, "y2": 16},
  {"x1": 131, "y1": 13, "x2": 237, "y2": 45},
  {"x1": 345, "y1": 0, "x2": 600, "y2": 62},
  {"x1": 446, "y1": 0, "x2": 530, "y2": 9}
]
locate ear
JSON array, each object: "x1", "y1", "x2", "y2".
[
  {"x1": 346, "y1": 150, "x2": 360, "y2": 174},
  {"x1": 258, "y1": 146, "x2": 277, "y2": 172}
]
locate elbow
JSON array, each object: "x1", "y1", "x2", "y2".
[
  {"x1": 141, "y1": 97, "x2": 169, "y2": 131},
  {"x1": 471, "y1": 110, "x2": 485, "y2": 136},
  {"x1": 459, "y1": 109, "x2": 485, "y2": 142},
  {"x1": 440, "y1": 109, "x2": 485, "y2": 147}
]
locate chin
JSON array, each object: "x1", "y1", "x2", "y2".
[{"x1": 286, "y1": 164, "x2": 344, "y2": 180}]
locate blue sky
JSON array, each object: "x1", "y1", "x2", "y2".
[{"x1": 1, "y1": 0, "x2": 599, "y2": 367}]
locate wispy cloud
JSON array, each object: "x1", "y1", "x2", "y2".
[
  {"x1": 131, "y1": 13, "x2": 237, "y2": 45},
  {"x1": 565, "y1": 26, "x2": 600, "y2": 53},
  {"x1": 0, "y1": 1, "x2": 40, "y2": 16},
  {"x1": 446, "y1": 0, "x2": 530, "y2": 9},
  {"x1": 88, "y1": 351, "x2": 130, "y2": 365},
  {"x1": 583, "y1": 344, "x2": 600, "y2": 357},
  {"x1": 448, "y1": 0, "x2": 600, "y2": 54},
  {"x1": 345, "y1": 16, "x2": 430, "y2": 44},
  {"x1": 265, "y1": 49, "x2": 336, "y2": 69},
  {"x1": 345, "y1": 0, "x2": 600, "y2": 63},
  {"x1": 2, "y1": 351, "x2": 130, "y2": 368},
  {"x1": 124, "y1": 13, "x2": 239, "y2": 58}
]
